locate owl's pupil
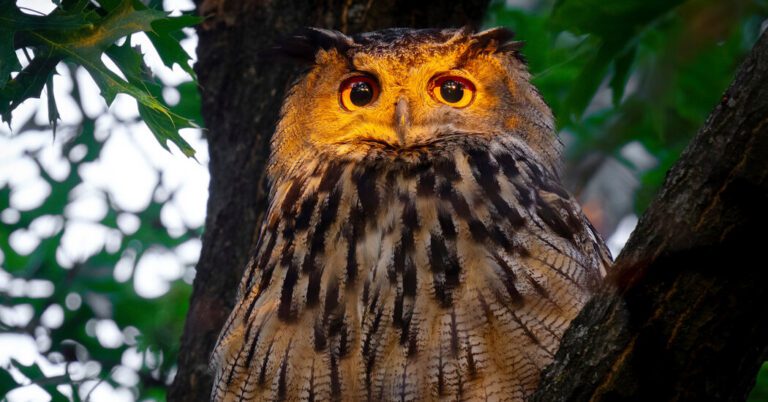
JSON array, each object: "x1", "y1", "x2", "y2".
[
  {"x1": 350, "y1": 82, "x2": 374, "y2": 106},
  {"x1": 440, "y1": 80, "x2": 464, "y2": 103}
]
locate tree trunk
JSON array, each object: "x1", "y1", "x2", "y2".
[
  {"x1": 532, "y1": 30, "x2": 768, "y2": 402},
  {"x1": 169, "y1": 2, "x2": 490, "y2": 401}
]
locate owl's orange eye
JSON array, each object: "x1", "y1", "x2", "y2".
[
  {"x1": 429, "y1": 75, "x2": 475, "y2": 108},
  {"x1": 339, "y1": 76, "x2": 379, "y2": 111}
]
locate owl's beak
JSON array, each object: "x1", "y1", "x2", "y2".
[{"x1": 394, "y1": 96, "x2": 410, "y2": 146}]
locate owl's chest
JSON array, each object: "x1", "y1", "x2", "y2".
[{"x1": 215, "y1": 148, "x2": 607, "y2": 402}]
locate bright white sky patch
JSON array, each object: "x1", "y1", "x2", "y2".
[
  {"x1": 607, "y1": 214, "x2": 639, "y2": 257},
  {"x1": 133, "y1": 249, "x2": 185, "y2": 298},
  {"x1": 1, "y1": 0, "x2": 207, "y2": 400},
  {"x1": 95, "y1": 319, "x2": 124, "y2": 349}
]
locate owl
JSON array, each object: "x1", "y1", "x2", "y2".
[{"x1": 210, "y1": 27, "x2": 611, "y2": 402}]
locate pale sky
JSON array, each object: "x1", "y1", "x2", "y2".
[{"x1": 1, "y1": 0, "x2": 204, "y2": 400}]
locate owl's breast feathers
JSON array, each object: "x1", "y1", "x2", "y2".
[{"x1": 211, "y1": 134, "x2": 610, "y2": 402}]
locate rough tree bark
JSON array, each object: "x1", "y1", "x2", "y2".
[
  {"x1": 532, "y1": 30, "x2": 768, "y2": 402},
  {"x1": 169, "y1": 2, "x2": 490, "y2": 401}
]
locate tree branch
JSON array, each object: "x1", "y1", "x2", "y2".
[{"x1": 533, "y1": 30, "x2": 768, "y2": 402}]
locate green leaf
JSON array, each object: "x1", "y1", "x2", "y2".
[
  {"x1": 0, "y1": 367, "x2": 20, "y2": 394},
  {"x1": 748, "y1": 362, "x2": 768, "y2": 402},
  {"x1": 0, "y1": 2, "x2": 94, "y2": 34},
  {"x1": 0, "y1": 54, "x2": 62, "y2": 123},
  {"x1": 63, "y1": 1, "x2": 167, "y2": 49},
  {"x1": 551, "y1": 0, "x2": 687, "y2": 119},
  {"x1": 46, "y1": 72, "x2": 59, "y2": 136},
  {"x1": 105, "y1": 40, "x2": 197, "y2": 157},
  {"x1": 147, "y1": 14, "x2": 202, "y2": 76},
  {"x1": 170, "y1": 80, "x2": 202, "y2": 125},
  {"x1": 0, "y1": 0, "x2": 200, "y2": 156},
  {"x1": 563, "y1": 38, "x2": 626, "y2": 118},
  {"x1": 610, "y1": 44, "x2": 637, "y2": 106},
  {"x1": 0, "y1": 27, "x2": 19, "y2": 88},
  {"x1": 95, "y1": 0, "x2": 123, "y2": 12},
  {"x1": 551, "y1": 0, "x2": 687, "y2": 39},
  {"x1": 139, "y1": 103, "x2": 197, "y2": 157},
  {"x1": 29, "y1": 1, "x2": 165, "y2": 104},
  {"x1": 9, "y1": 359, "x2": 70, "y2": 402}
]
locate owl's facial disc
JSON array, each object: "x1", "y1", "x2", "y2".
[
  {"x1": 271, "y1": 27, "x2": 558, "y2": 172},
  {"x1": 270, "y1": 27, "x2": 558, "y2": 180},
  {"x1": 331, "y1": 68, "x2": 484, "y2": 150}
]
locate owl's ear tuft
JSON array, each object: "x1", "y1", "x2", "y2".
[
  {"x1": 264, "y1": 28, "x2": 354, "y2": 64},
  {"x1": 468, "y1": 27, "x2": 526, "y2": 65}
]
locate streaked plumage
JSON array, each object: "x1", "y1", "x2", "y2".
[{"x1": 211, "y1": 27, "x2": 611, "y2": 402}]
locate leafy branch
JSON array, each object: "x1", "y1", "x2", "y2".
[{"x1": 0, "y1": 0, "x2": 202, "y2": 157}]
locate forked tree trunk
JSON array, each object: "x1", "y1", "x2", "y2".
[{"x1": 169, "y1": 2, "x2": 490, "y2": 401}]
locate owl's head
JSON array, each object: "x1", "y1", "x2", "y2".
[{"x1": 269, "y1": 27, "x2": 558, "y2": 180}]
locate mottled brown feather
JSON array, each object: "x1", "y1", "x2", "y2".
[{"x1": 211, "y1": 27, "x2": 610, "y2": 402}]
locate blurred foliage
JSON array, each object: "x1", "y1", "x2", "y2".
[
  {"x1": 1, "y1": 0, "x2": 767, "y2": 401},
  {"x1": 0, "y1": 0, "x2": 201, "y2": 157},
  {"x1": 750, "y1": 363, "x2": 768, "y2": 402},
  {"x1": 0, "y1": 66, "x2": 201, "y2": 399},
  {"x1": 486, "y1": 0, "x2": 768, "y2": 397},
  {"x1": 487, "y1": 0, "x2": 767, "y2": 213},
  {"x1": 0, "y1": 0, "x2": 202, "y2": 399}
]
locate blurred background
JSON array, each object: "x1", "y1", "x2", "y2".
[{"x1": 1, "y1": 0, "x2": 766, "y2": 400}]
